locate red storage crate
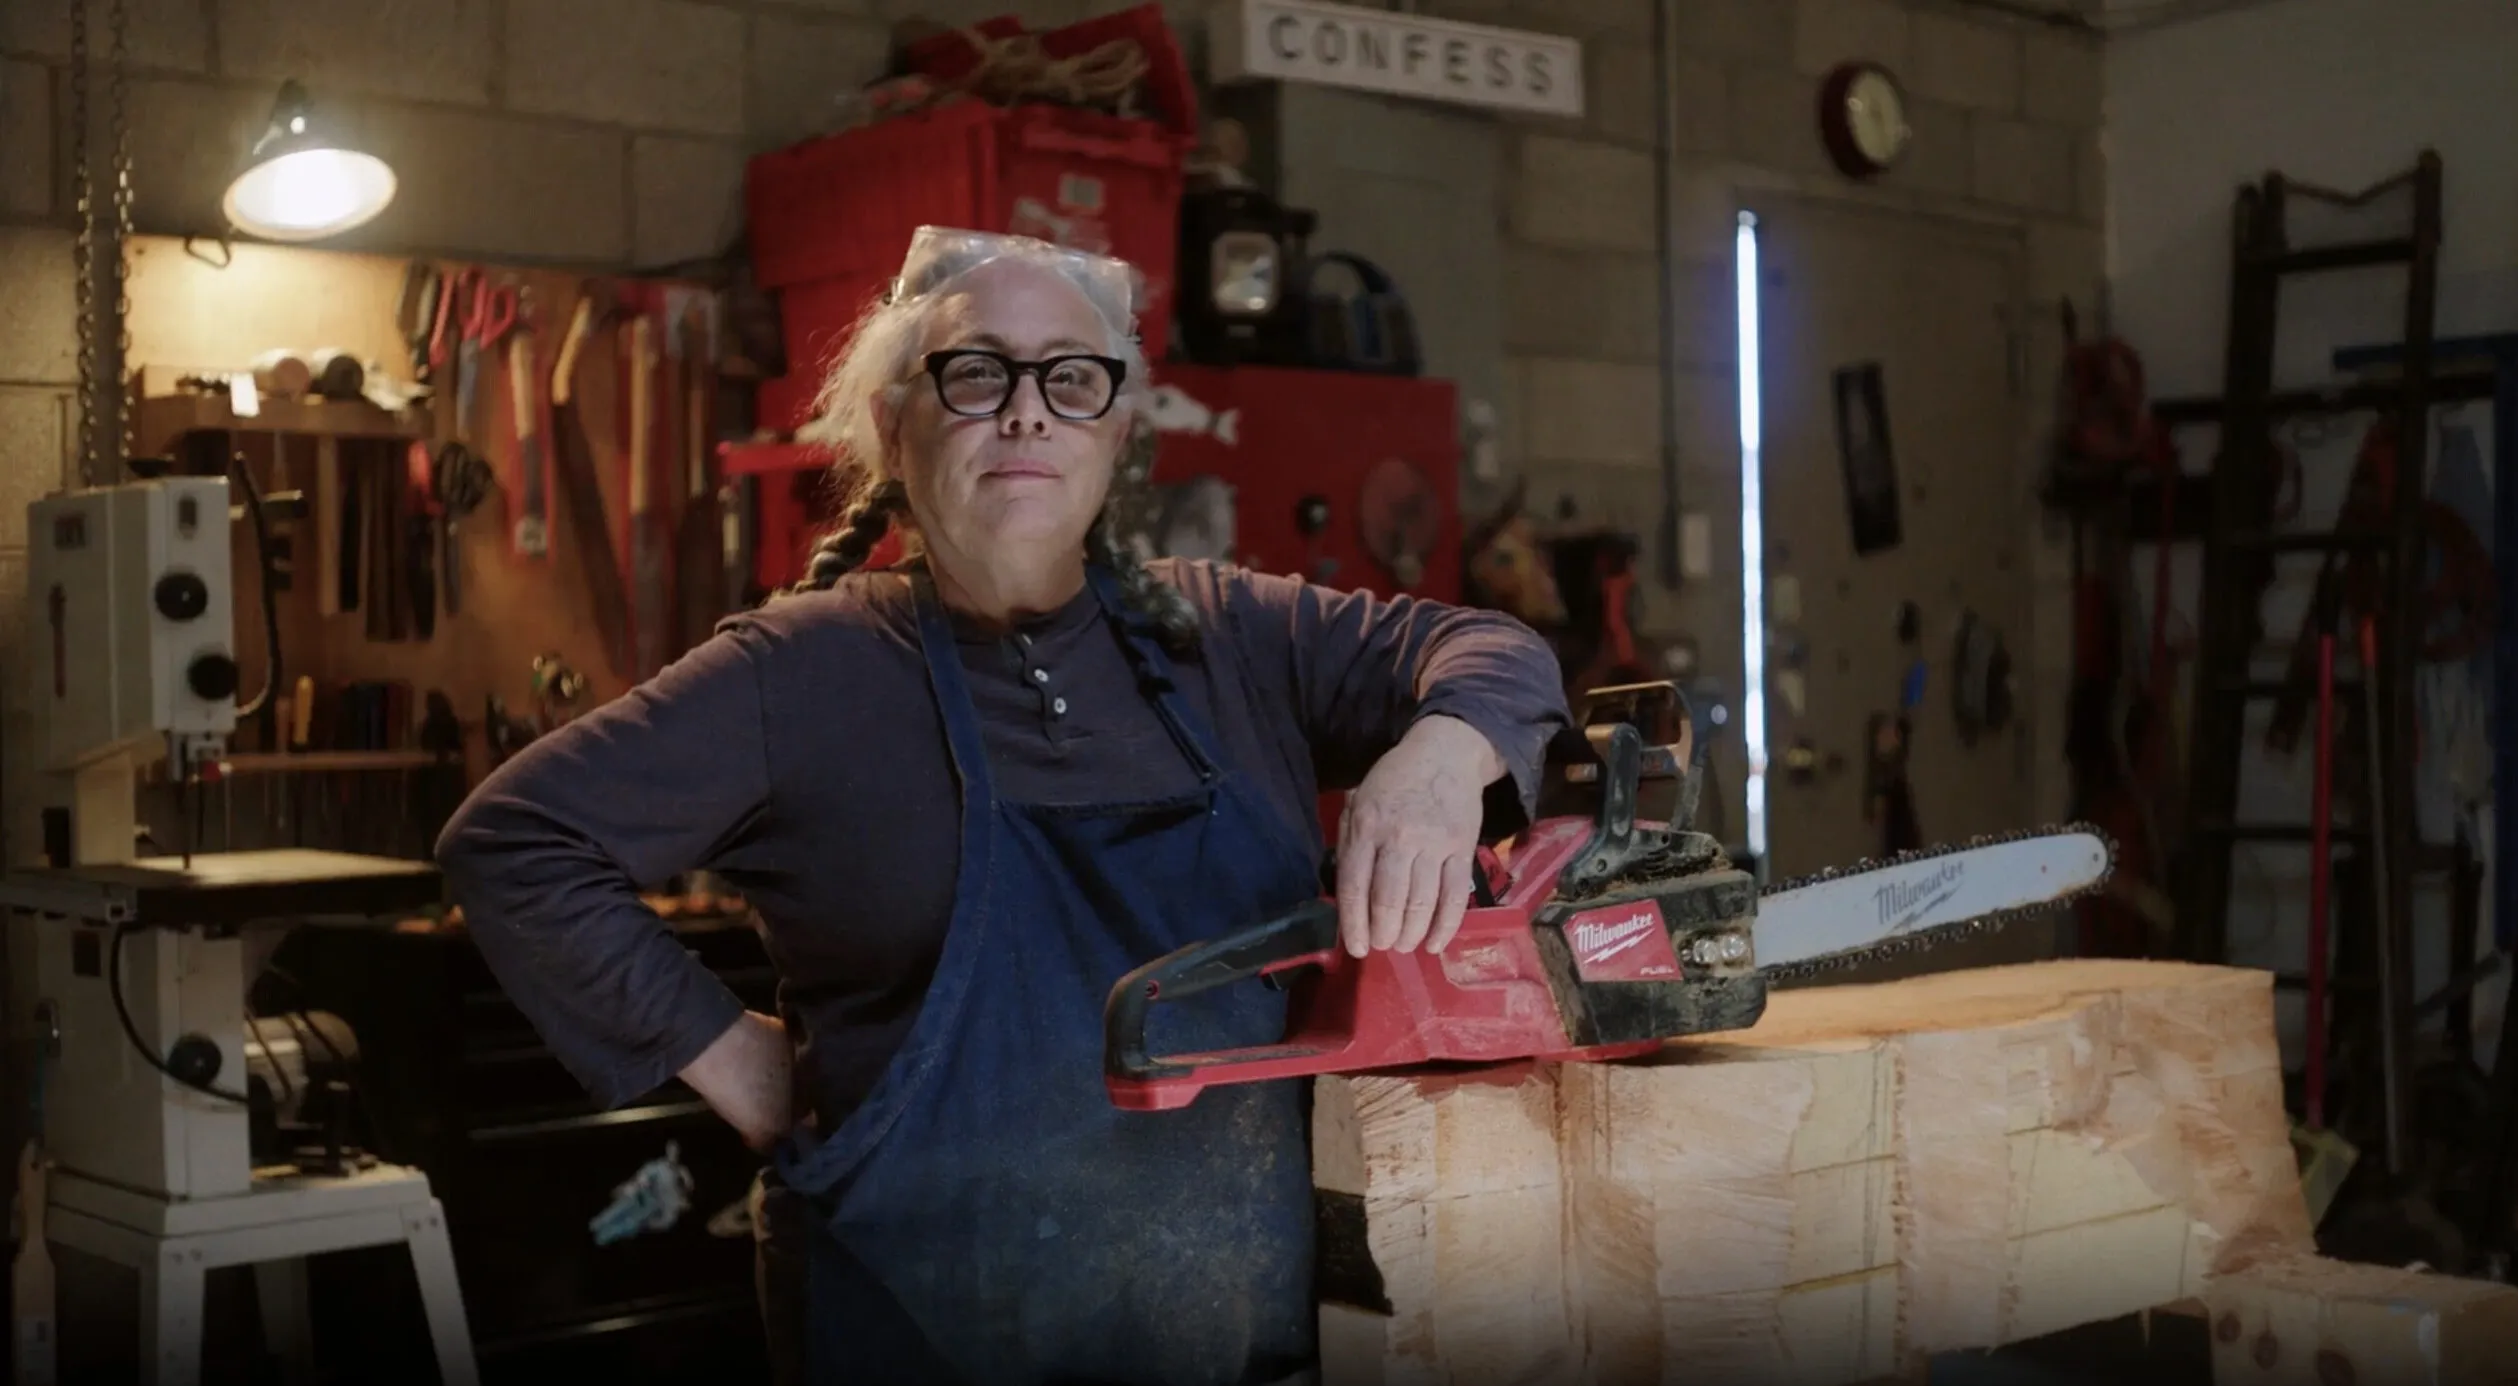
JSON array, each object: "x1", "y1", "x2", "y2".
[
  {"x1": 776, "y1": 274, "x2": 890, "y2": 381},
  {"x1": 747, "y1": 100, "x2": 1190, "y2": 363},
  {"x1": 756, "y1": 372, "x2": 819, "y2": 434},
  {"x1": 721, "y1": 443, "x2": 904, "y2": 594}
]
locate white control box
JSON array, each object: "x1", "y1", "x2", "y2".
[{"x1": 25, "y1": 477, "x2": 240, "y2": 773}]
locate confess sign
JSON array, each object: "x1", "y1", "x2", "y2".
[{"x1": 1213, "y1": 0, "x2": 1584, "y2": 119}]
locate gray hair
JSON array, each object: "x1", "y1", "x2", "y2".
[{"x1": 787, "y1": 230, "x2": 1199, "y2": 652}]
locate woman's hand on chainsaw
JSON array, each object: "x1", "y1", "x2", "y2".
[{"x1": 1336, "y1": 715, "x2": 1506, "y2": 958}]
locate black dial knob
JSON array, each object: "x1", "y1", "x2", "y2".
[
  {"x1": 166, "y1": 1034, "x2": 223, "y2": 1086},
  {"x1": 154, "y1": 571, "x2": 209, "y2": 621},
  {"x1": 1294, "y1": 495, "x2": 1331, "y2": 537},
  {"x1": 186, "y1": 652, "x2": 238, "y2": 702}
]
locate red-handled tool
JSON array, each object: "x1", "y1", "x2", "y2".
[
  {"x1": 1104, "y1": 684, "x2": 1751, "y2": 1112},
  {"x1": 1104, "y1": 682, "x2": 2118, "y2": 1113}
]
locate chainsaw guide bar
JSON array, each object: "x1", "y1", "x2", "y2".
[{"x1": 1751, "y1": 823, "x2": 2118, "y2": 983}]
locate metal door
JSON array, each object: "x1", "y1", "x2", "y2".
[{"x1": 1748, "y1": 197, "x2": 2035, "y2": 883}]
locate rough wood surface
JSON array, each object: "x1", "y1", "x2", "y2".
[{"x1": 1314, "y1": 959, "x2": 2319, "y2": 1386}]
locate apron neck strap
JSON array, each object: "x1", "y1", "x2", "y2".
[
  {"x1": 909, "y1": 564, "x2": 1224, "y2": 785},
  {"x1": 1084, "y1": 566, "x2": 1222, "y2": 783}
]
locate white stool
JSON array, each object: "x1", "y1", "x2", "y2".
[{"x1": 43, "y1": 1162, "x2": 478, "y2": 1386}]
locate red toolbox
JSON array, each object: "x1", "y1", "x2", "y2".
[{"x1": 747, "y1": 99, "x2": 1192, "y2": 372}]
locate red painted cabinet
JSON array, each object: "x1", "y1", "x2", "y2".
[{"x1": 1144, "y1": 365, "x2": 1461, "y2": 603}]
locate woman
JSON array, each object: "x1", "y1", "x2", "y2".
[{"x1": 435, "y1": 227, "x2": 1570, "y2": 1386}]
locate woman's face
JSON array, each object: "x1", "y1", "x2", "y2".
[{"x1": 885, "y1": 259, "x2": 1130, "y2": 562}]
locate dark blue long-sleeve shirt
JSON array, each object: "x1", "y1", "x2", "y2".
[{"x1": 434, "y1": 558, "x2": 1570, "y2": 1127}]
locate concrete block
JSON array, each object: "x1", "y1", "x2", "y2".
[
  {"x1": 1670, "y1": 164, "x2": 1742, "y2": 262},
  {"x1": 1586, "y1": 38, "x2": 1656, "y2": 148},
  {"x1": 1417, "y1": 0, "x2": 1518, "y2": 25},
  {"x1": 1670, "y1": 365, "x2": 1738, "y2": 476},
  {"x1": 119, "y1": 74, "x2": 631, "y2": 265},
  {"x1": 1729, "y1": 67, "x2": 1829, "y2": 179},
  {"x1": 2028, "y1": 220, "x2": 2103, "y2": 309},
  {"x1": 632, "y1": 136, "x2": 746, "y2": 268},
  {"x1": 1969, "y1": 114, "x2": 2073, "y2": 215},
  {"x1": 2, "y1": 59, "x2": 51, "y2": 218},
  {"x1": 1510, "y1": 134, "x2": 1654, "y2": 253},
  {"x1": 1671, "y1": 257, "x2": 1738, "y2": 371},
  {"x1": 0, "y1": 228, "x2": 76, "y2": 384},
  {"x1": 2021, "y1": 28, "x2": 2101, "y2": 129},
  {"x1": 1519, "y1": 461, "x2": 1679, "y2": 539},
  {"x1": 1908, "y1": 11, "x2": 2020, "y2": 113},
  {"x1": 1880, "y1": 95, "x2": 1970, "y2": 198},
  {"x1": 1548, "y1": 41, "x2": 1723, "y2": 154},
  {"x1": 218, "y1": 0, "x2": 496, "y2": 106},
  {"x1": 746, "y1": 13, "x2": 895, "y2": 152},
  {"x1": 507, "y1": 0, "x2": 745, "y2": 137},
  {"x1": 0, "y1": 0, "x2": 207, "y2": 72},
  {"x1": 1672, "y1": 0, "x2": 1790, "y2": 64},
  {"x1": 121, "y1": 76, "x2": 272, "y2": 242},
  {"x1": 1514, "y1": 462, "x2": 1600, "y2": 528},
  {"x1": 880, "y1": 0, "x2": 1088, "y2": 25},
  {"x1": 1792, "y1": 0, "x2": 1908, "y2": 78},
  {"x1": 1503, "y1": 245, "x2": 1658, "y2": 361},
  {"x1": 357, "y1": 105, "x2": 631, "y2": 265},
  {"x1": 1668, "y1": 55, "x2": 1728, "y2": 155},
  {"x1": 2076, "y1": 128, "x2": 2106, "y2": 225},
  {"x1": 1509, "y1": 0, "x2": 1651, "y2": 40},
  {"x1": 0, "y1": 388, "x2": 68, "y2": 544},
  {"x1": 1516, "y1": 355, "x2": 1661, "y2": 469}
]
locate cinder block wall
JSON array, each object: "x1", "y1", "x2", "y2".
[{"x1": 0, "y1": 0, "x2": 2102, "y2": 865}]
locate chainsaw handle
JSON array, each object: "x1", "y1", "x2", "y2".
[{"x1": 1104, "y1": 899, "x2": 1341, "y2": 1083}]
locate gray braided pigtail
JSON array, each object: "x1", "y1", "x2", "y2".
[
  {"x1": 1087, "y1": 512, "x2": 1202, "y2": 656},
  {"x1": 1086, "y1": 421, "x2": 1202, "y2": 655},
  {"x1": 792, "y1": 478, "x2": 909, "y2": 592}
]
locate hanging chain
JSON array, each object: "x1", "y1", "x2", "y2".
[
  {"x1": 109, "y1": 0, "x2": 135, "y2": 471},
  {"x1": 69, "y1": 0, "x2": 95, "y2": 487}
]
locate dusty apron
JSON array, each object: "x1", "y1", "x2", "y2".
[{"x1": 768, "y1": 567, "x2": 1321, "y2": 1385}]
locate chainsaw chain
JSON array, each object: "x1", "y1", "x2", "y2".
[{"x1": 1751, "y1": 822, "x2": 2118, "y2": 984}]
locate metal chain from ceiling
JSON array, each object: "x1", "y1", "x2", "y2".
[
  {"x1": 67, "y1": 0, "x2": 134, "y2": 490},
  {"x1": 69, "y1": 0, "x2": 93, "y2": 487}
]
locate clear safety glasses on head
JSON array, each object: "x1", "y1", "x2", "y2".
[{"x1": 889, "y1": 225, "x2": 1146, "y2": 423}]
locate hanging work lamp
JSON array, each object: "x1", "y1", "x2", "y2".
[{"x1": 222, "y1": 81, "x2": 397, "y2": 242}]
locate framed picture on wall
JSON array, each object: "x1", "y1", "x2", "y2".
[{"x1": 1832, "y1": 362, "x2": 1902, "y2": 556}]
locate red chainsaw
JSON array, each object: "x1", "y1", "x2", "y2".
[{"x1": 1103, "y1": 681, "x2": 2113, "y2": 1111}]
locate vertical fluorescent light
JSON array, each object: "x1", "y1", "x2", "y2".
[{"x1": 1734, "y1": 210, "x2": 1770, "y2": 864}]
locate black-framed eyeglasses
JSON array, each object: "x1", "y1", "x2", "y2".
[{"x1": 922, "y1": 349, "x2": 1126, "y2": 421}]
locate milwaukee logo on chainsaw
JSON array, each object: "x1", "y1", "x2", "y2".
[
  {"x1": 1874, "y1": 860, "x2": 1965, "y2": 933},
  {"x1": 1562, "y1": 900, "x2": 1682, "y2": 983}
]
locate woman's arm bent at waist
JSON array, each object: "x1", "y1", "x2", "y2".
[{"x1": 434, "y1": 623, "x2": 781, "y2": 1119}]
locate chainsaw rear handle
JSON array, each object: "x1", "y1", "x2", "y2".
[{"x1": 1104, "y1": 899, "x2": 1342, "y2": 1083}]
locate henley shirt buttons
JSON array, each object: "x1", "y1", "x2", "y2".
[
  {"x1": 1032, "y1": 668, "x2": 1049, "y2": 683},
  {"x1": 1052, "y1": 697, "x2": 1068, "y2": 716}
]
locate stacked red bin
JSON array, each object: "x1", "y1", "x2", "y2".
[
  {"x1": 743, "y1": 4, "x2": 1197, "y2": 431},
  {"x1": 731, "y1": 6, "x2": 1197, "y2": 592}
]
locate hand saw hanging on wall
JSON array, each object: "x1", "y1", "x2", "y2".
[{"x1": 1104, "y1": 681, "x2": 2114, "y2": 1111}]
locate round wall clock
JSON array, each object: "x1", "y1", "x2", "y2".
[{"x1": 1818, "y1": 61, "x2": 1912, "y2": 179}]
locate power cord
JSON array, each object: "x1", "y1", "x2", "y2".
[{"x1": 108, "y1": 922, "x2": 252, "y2": 1105}]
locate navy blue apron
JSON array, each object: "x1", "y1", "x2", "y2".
[{"x1": 771, "y1": 566, "x2": 1322, "y2": 1386}]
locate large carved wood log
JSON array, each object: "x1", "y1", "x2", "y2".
[{"x1": 1314, "y1": 960, "x2": 2319, "y2": 1386}]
